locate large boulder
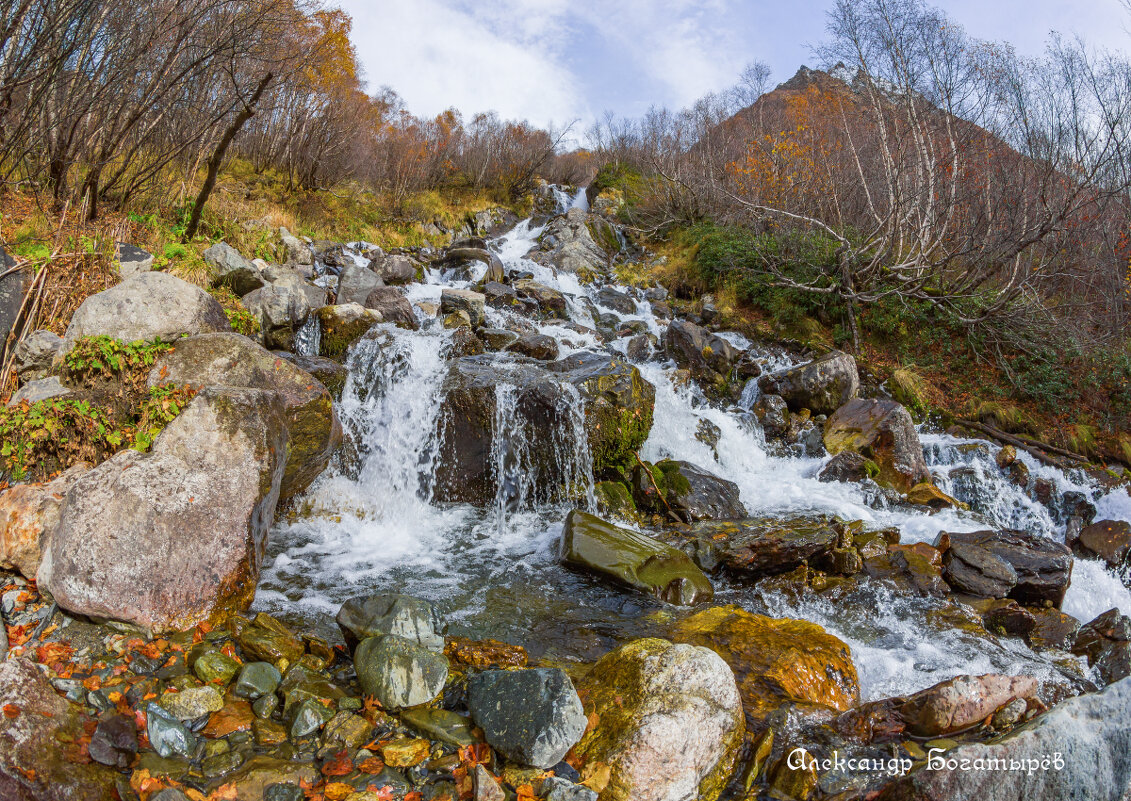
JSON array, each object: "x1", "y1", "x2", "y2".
[
  {"x1": 876, "y1": 676, "x2": 1131, "y2": 801},
  {"x1": 315, "y1": 303, "x2": 382, "y2": 360},
  {"x1": 560, "y1": 509, "x2": 713, "y2": 605},
  {"x1": 532, "y1": 208, "x2": 613, "y2": 277},
  {"x1": 936, "y1": 530, "x2": 1073, "y2": 607},
  {"x1": 38, "y1": 387, "x2": 288, "y2": 632},
  {"x1": 372, "y1": 254, "x2": 418, "y2": 285},
  {"x1": 364, "y1": 286, "x2": 418, "y2": 329},
  {"x1": 148, "y1": 333, "x2": 341, "y2": 499},
  {"x1": 241, "y1": 283, "x2": 310, "y2": 351},
  {"x1": 61, "y1": 271, "x2": 230, "y2": 351},
  {"x1": 758, "y1": 350, "x2": 859, "y2": 415},
  {"x1": 663, "y1": 320, "x2": 742, "y2": 395},
  {"x1": 467, "y1": 668, "x2": 587, "y2": 769},
  {"x1": 666, "y1": 516, "x2": 839, "y2": 576},
  {"x1": 336, "y1": 261, "x2": 383, "y2": 306},
  {"x1": 513, "y1": 279, "x2": 568, "y2": 318},
  {"x1": 434, "y1": 352, "x2": 655, "y2": 505},
  {"x1": 203, "y1": 242, "x2": 264, "y2": 296},
  {"x1": 572, "y1": 638, "x2": 744, "y2": 801},
  {"x1": 12, "y1": 330, "x2": 63, "y2": 381},
  {"x1": 673, "y1": 605, "x2": 859, "y2": 731},
  {"x1": 631, "y1": 459, "x2": 746, "y2": 522},
  {"x1": 0, "y1": 463, "x2": 90, "y2": 579},
  {"x1": 0, "y1": 658, "x2": 119, "y2": 800},
  {"x1": 440, "y1": 288, "x2": 486, "y2": 328},
  {"x1": 823, "y1": 398, "x2": 930, "y2": 493},
  {"x1": 1073, "y1": 520, "x2": 1131, "y2": 568}
]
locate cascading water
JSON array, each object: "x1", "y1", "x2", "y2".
[{"x1": 257, "y1": 185, "x2": 1131, "y2": 700}]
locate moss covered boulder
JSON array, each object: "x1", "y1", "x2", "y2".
[
  {"x1": 572, "y1": 638, "x2": 743, "y2": 801},
  {"x1": 631, "y1": 460, "x2": 746, "y2": 523},
  {"x1": 315, "y1": 303, "x2": 382, "y2": 360},
  {"x1": 561, "y1": 509, "x2": 713, "y2": 605},
  {"x1": 672, "y1": 606, "x2": 859, "y2": 731},
  {"x1": 823, "y1": 398, "x2": 930, "y2": 493},
  {"x1": 433, "y1": 352, "x2": 654, "y2": 505},
  {"x1": 149, "y1": 332, "x2": 342, "y2": 499}
]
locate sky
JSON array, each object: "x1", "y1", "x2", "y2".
[{"x1": 338, "y1": 0, "x2": 1131, "y2": 130}]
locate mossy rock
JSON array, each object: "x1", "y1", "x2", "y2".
[
  {"x1": 594, "y1": 480, "x2": 637, "y2": 520},
  {"x1": 672, "y1": 605, "x2": 859, "y2": 732},
  {"x1": 315, "y1": 304, "x2": 381, "y2": 360}
]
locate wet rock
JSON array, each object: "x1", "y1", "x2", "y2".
[
  {"x1": 160, "y1": 685, "x2": 224, "y2": 720},
  {"x1": 336, "y1": 261, "x2": 383, "y2": 305},
  {"x1": 448, "y1": 326, "x2": 485, "y2": 356},
  {"x1": 443, "y1": 309, "x2": 471, "y2": 329},
  {"x1": 513, "y1": 279, "x2": 567, "y2": 318},
  {"x1": 473, "y1": 764, "x2": 505, "y2": 801},
  {"x1": 533, "y1": 209, "x2": 612, "y2": 277},
  {"x1": 61, "y1": 271, "x2": 230, "y2": 352},
  {"x1": 560, "y1": 509, "x2": 713, "y2": 605},
  {"x1": 202, "y1": 699, "x2": 255, "y2": 738},
  {"x1": 468, "y1": 667, "x2": 587, "y2": 769},
  {"x1": 234, "y1": 662, "x2": 283, "y2": 700},
  {"x1": 1026, "y1": 607, "x2": 1080, "y2": 650},
  {"x1": 898, "y1": 674, "x2": 1038, "y2": 736},
  {"x1": 226, "y1": 756, "x2": 319, "y2": 801},
  {"x1": 669, "y1": 516, "x2": 838, "y2": 577},
  {"x1": 663, "y1": 320, "x2": 742, "y2": 396},
  {"x1": 38, "y1": 387, "x2": 288, "y2": 632},
  {"x1": 542, "y1": 777, "x2": 598, "y2": 801},
  {"x1": 1073, "y1": 520, "x2": 1131, "y2": 568},
  {"x1": 204, "y1": 242, "x2": 264, "y2": 296},
  {"x1": 752, "y1": 394, "x2": 791, "y2": 441},
  {"x1": 316, "y1": 303, "x2": 382, "y2": 359},
  {"x1": 942, "y1": 540, "x2": 1018, "y2": 599},
  {"x1": 905, "y1": 481, "x2": 964, "y2": 509},
  {"x1": 434, "y1": 352, "x2": 654, "y2": 504},
  {"x1": 625, "y1": 333, "x2": 654, "y2": 361},
  {"x1": 365, "y1": 286, "x2": 418, "y2": 329},
  {"x1": 572, "y1": 638, "x2": 743, "y2": 801},
  {"x1": 242, "y1": 283, "x2": 310, "y2": 351},
  {"x1": 482, "y1": 281, "x2": 518, "y2": 310},
  {"x1": 818, "y1": 451, "x2": 872, "y2": 484},
  {"x1": 287, "y1": 697, "x2": 333, "y2": 738},
  {"x1": 823, "y1": 398, "x2": 930, "y2": 493},
  {"x1": 88, "y1": 713, "x2": 138, "y2": 769},
  {"x1": 149, "y1": 332, "x2": 342, "y2": 499},
  {"x1": 373, "y1": 253, "x2": 418, "y2": 285},
  {"x1": 937, "y1": 530, "x2": 1073, "y2": 607},
  {"x1": 758, "y1": 350, "x2": 859, "y2": 415},
  {"x1": 147, "y1": 703, "x2": 200, "y2": 759},
  {"x1": 479, "y1": 327, "x2": 520, "y2": 351},
  {"x1": 0, "y1": 658, "x2": 118, "y2": 799},
  {"x1": 631, "y1": 459, "x2": 746, "y2": 522},
  {"x1": 673, "y1": 606, "x2": 859, "y2": 730},
  {"x1": 981, "y1": 599, "x2": 1037, "y2": 638},
  {"x1": 1072, "y1": 609, "x2": 1131, "y2": 685},
  {"x1": 355, "y1": 635, "x2": 449, "y2": 709},
  {"x1": 194, "y1": 651, "x2": 241, "y2": 684},
  {"x1": 596, "y1": 287, "x2": 636, "y2": 315},
  {"x1": 321, "y1": 710, "x2": 371, "y2": 751},
  {"x1": 337, "y1": 593, "x2": 444, "y2": 651},
  {"x1": 275, "y1": 353, "x2": 347, "y2": 399},
  {"x1": 12, "y1": 330, "x2": 62, "y2": 381},
  {"x1": 238, "y1": 616, "x2": 304, "y2": 664},
  {"x1": 863, "y1": 543, "x2": 948, "y2": 597},
  {"x1": 441, "y1": 288, "x2": 486, "y2": 328},
  {"x1": 0, "y1": 463, "x2": 90, "y2": 579},
  {"x1": 507, "y1": 333, "x2": 559, "y2": 360},
  {"x1": 876, "y1": 677, "x2": 1131, "y2": 801},
  {"x1": 400, "y1": 708, "x2": 478, "y2": 746}
]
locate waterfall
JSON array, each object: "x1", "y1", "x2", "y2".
[{"x1": 257, "y1": 185, "x2": 1131, "y2": 696}]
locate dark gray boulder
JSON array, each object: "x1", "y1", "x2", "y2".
[{"x1": 758, "y1": 350, "x2": 859, "y2": 415}]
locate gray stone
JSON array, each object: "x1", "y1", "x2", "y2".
[
  {"x1": 204, "y1": 242, "x2": 264, "y2": 296},
  {"x1": 373, "y1": 254, "x2": 417, "y2": 285},
  {"x1": 0, "y1": 248, "x2": 30, "y2": 359},
  {"x1": 337, "y1": 261, "x2": 383, "y2": 305},
  {"x1": 38, "y1": 387, "x2": 288, "y2": 632},
  {"x1": 159, "y1": 685, "x2": 224, "y2": 720},
  {"x1": 441, "y1": 288, "x2": 486, "y2": 328},
  {"x1": 507, "y1": 333, "x2": 559, "y2": 360},
  {"x1": 279, "y1": 227, "x2": 313, "y2": 266},
  {"x1": 235, "y1": 662, "x2": 282, "y2": 700},
  {"x1": 354, "y1": 635, "x2": 448, "y2": 709},
  {"x1": 62, "y1": 271, "x2": 230, "y2": 352},
  {"x1": 365, "y1": 286, "x2": 418, "y2": 329},
  {"x1": 479, "y1": 328, "x2": 520, "y2": 351},
  {"x1": 287, "y1": 698, "x2": 333, "y2": 739},
  {"x1": 336, "y1": 593, "x2": 444, "y2": 651},
  {"x1": 631, "y1": 459, "x2": 746, "y2": 522},
  {"x1": 242, "y1": 283, "x2": 311, "y2": 351},
  {"x1": 467, "y1": 668, "x2": 587, "y2": 769},
  {"x1": 12, "y1": 329, "x2": 63, "y2": 381},
  {"x1": 116, "y1": 243, "x2": 154, "y2": 277},
  {"x1": 399, "y1": 708, "x2": 478, "y2": 746},
  {"x1": 147, "y1": 703, "x2": 200, "y2": 759},
  {"x1": 542, "y1": 777, "x2": 598, "y2": 801},
  {"x1": 759, "y1": 350, "x2": 860, "y2": 415},
  {"x1": 7, "y1": 375, "x2": 70, "y2": 406}
]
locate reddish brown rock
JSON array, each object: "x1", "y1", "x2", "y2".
[
  {"x1": 0, "y1": 464, "x2": 88, "y2": 579},
  {"x1": 1073, "y1": 520, "x2": 1131, "y2": 568},
  {"x1": 823, "y1": 398, "x2": 930, "y2": 492},
  {"x1": 203, "y1": 699, "x2": 255, "y2": 738},
  {"x1": 898, "y1": 674, "x2": 1038, "y2": 736}
]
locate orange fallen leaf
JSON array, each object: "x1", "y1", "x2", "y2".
[
  {"x1": 321, "y1": 750, "x2": 353, "y2": 777},
  {"x1": 3, "y1": 704, "x2": 20, "y2": 718},
  {"x1": 323, "y1": 782, "x2": 355, "y2": 801},
  {"x1": 357, "y1": 756, "x2": 385, "y2": 774}
]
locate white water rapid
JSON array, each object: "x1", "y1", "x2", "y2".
[{"x1": 256, "y1": 187, "x2": 1131, "y2": 702}]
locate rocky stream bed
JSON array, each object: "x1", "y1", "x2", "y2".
[{"x1": 1, "y1": 184, "x2": 1130, "y2": 801}]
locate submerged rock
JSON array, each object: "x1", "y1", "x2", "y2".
[
  {"x1": 823, "y1": 398, "x2": 930, "y2": 493},
  {"x1": 572, "y1": 638, "x2": 743, "y2": 801},
  {"x1": 61, "y1": 271, "x2": 230, "y2": 352},
  {"x1": 467, "y1": 668, "x2": 587, "y2": 769},
  {"x1": 354, "y1": 635, "x2": 449, "y2": 709},
  {"x1": 673, "y1": 605, "x2": 859, "y2": 730},
  {"x1": 0, "y1": 658, "x2": 118, "y2": 800},
  {"x1": 758, "y1": 350, "x2": 859, "y2": 415},
  {"x1": 38, "y1": 387, "x2": 288, "y2": 632},
  {"x1": 560, "y1": 509, "x2": 713, "y2": 605}
]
